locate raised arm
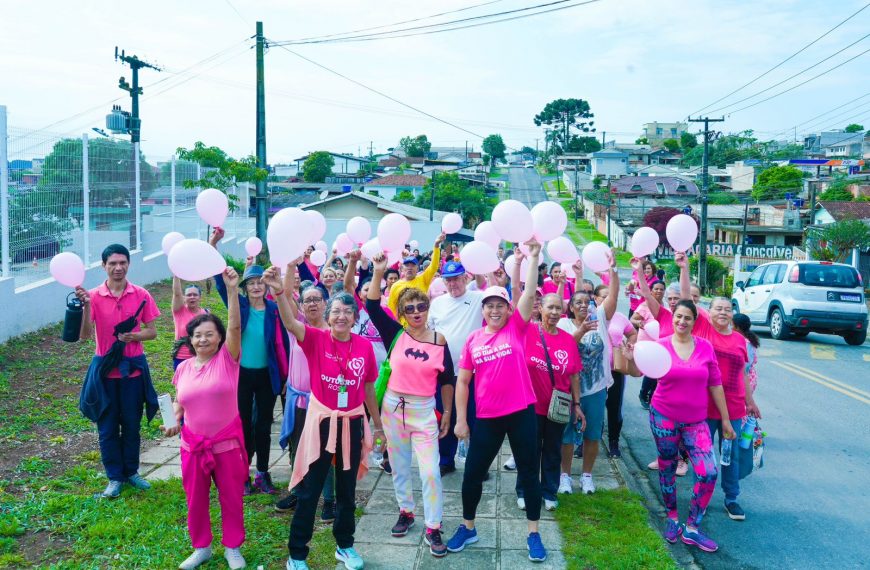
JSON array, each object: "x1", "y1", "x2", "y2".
[
  {"x1": 344, "y1": 250, "x2": 360, "y2": 296},
  {"x1": 172, "y1": 276, "x2": 184, "y2": 313},
  {"x1": 365, "y1": 254, "x2": 404, "y2": 345},
  {"x1": 676, "y1": 252, "x2": 691, "y2": 300},
  {"x1": 602, "y1": 251, "x2": 619, "y2": 321},
  {"x1": 263, "y1": 264, "x2": 305, "y2": 342},
  {"x1": 509, "y1": 251, "x2": 524, "y2": 306},
  {"x1": 517, "y1": 240, "x2": 542, "y2": 321},
  {"x1": 419, "y1": 233, "x2": 446, "y2": 285},
  {"x1": 630, "y1": 257, "x2": 661, "y2": 317},
  {"x1": 223, "y1": 267, "x2": 242, "y2": 360}
]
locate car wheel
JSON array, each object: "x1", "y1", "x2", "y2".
[
  {"x1": 843, "y1": 330, "x2": 867, "y2": 346},
  {"x1": 769, "y1": 308, "x2": 791, "y2": 340}
]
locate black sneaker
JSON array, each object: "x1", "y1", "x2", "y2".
[
  {"x1": 425, "y1": 528, "x2": 448, "y2": 557},
  {"x1": 391, "y1": 511, "x2": 415, "y2": 537},
  {"x1": 482, "y1": 471, "x2": 491, "y2": 481},
  {"x1": 608, "y1": 440, "x2": 622, "y2": 458},
  {"x1": 725, "y1": 501, "x2": 746, "y2": 521},
  {"x1": 639, "y1": 394, "x2": 650, "y2": 410},
  {"x1": 379, "y1": 459, "x2": 393, "y2": 475},
  {"x1": 439, "y1": 464, "x2": 456, "y2": 476},
  {"x1": 275, "y1": 494, "x2": 298, "y2": 512},
  {"x1": 320, "y1": 500, "x2": 336, "y2": 523}
]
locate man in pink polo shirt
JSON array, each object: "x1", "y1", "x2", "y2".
[{"x1": 75, "y1": 244, "x2": 160, "y2": 499}]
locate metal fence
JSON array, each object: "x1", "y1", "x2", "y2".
[{"x1": 0, "y1": 105, "x2": 255, "y2": 289}]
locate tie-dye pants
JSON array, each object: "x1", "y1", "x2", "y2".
[
  {"x1": 382, "y1": 390, "x2": 443, "y2": 530},
  {"x1": 649, "y1": 406, "x2": 718, "y2": 527}
]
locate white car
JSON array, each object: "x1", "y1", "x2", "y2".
[{"x1": 732, "y1": 260, "x2": 867, "y2": 345}]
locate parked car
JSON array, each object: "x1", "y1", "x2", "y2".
[
  {"x1": 732, "y1": 261, "x2": 867, "y2": 345},
  {"x1": 524, "y1": 161, "x2": 535, "y2": 168}
]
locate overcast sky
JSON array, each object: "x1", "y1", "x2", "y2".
[{"x1": 2, "y1": 0, "x2": 869, "y2": 164}]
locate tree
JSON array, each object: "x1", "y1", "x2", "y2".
[
  {"x1": 680, "y1": 132, "x2": 698, "y2": 149},
  {"x1": 567, "y1": 136, "x2": 601, "y2": 153},
  {"x1": 665, "y1": 254, "x2": 728, "y2": 292},
  {"x1": 642, "y1": 207, "x2": 696, "y2": 244},
  {"x1": 662, "y1": 138, "x2": 680, "y2": 153},
  {"x1": 414, "y1": 172, "x2": 494, "y2": 229},
  {"x1": 392, "y1": 189, "x2": 415, "y2": 203},
  {"x1": 519, "y1": 145, "x2": 538, "y2": 157},
  {"x1": 176, "y1": 141, "x2": 269, "y2": 208},
  {"x1": 818, "y1": 186, "x2": 854, "y2": 201},
  {"x1": 533, "y1": 98, "x2": 595, "y2": 157},
  {"x1": 707, "y1": 192, "x2": 739, "y2": 204},
  {"x1": 844, "y1": 123, "x2": 864, "y2": 133},
  {"x1": 482, "y1": 134, "x2": 507, "y2": 164},
  {"x1": 398, "y1": 134, "x2": 431, "y2": 158},
  {"x1": 299, "y1": 151, "x2": 335, "y2": 183},
  {"x1": 751, "y1": 164, "x2": 803, "y2": 201},
  {"x1": 817, "y1": 219, "x2": 870, "y2": 263},
  {"x1": 635, "y1": 137, "x2": 649, "y2": 145}
]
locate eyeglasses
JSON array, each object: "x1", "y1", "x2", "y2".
[
  {"x1": 403, "y1": 302, "x2": 429, "y2": 314},
  {"x1": 302, "y1": 297, "x2": 323, "y2": 304}
]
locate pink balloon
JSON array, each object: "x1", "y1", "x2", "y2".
[
  {"x1": 630, "y1": 226, "x2": 660, "y2": 258},
  {"x1": 168, "y1": 239, "x2": 227, "y2": 282},
  {"x1": 409, "y1": 240, "x2": 419, "y2": 249},
  {"x1": 531, "y1": 201, "x2": 568, "y2": 241},
  {"x1": 644, "y1": 320, "x2": 661, "y2": 340},
  {"x1": 195, "y1": 188, "x2": 229, "y2": 227},
  {"x1": 666, "y1": 214, "x2": 698, "y2": 253},
  {"x1": 560, "y1": 262, "x2": 576, "y2": 278},
  {"x1": 305, "y1": 210, "x2": 327, "y2": 244},
  {"x1": 360, "y1": 237, "x2": 383, "y2": 260},
  {"x1": 377, "y1": 213, "x2": 411, "y2": 253},
  {"x1": 581, "y1": 241, "x2": 611, "y2": 272},
  {"x1": 268, "y1": 208, "x2": 312, "y2": 268},
  {"x1": 335, "y1": 233, "x2": 354, "y2": 256},
  {"x1": 504, "y1": 254, "x2": 516, "y2": 276},
  {"x1": 429, "y1": 277, "x2": 447, "y2": 299},
  {"x1": 314, "y1": 240, "x2": 328, "y2": 252},
  {"x1": 633, "y1": 341, "x2": 672, "y2": 378},
  {"x1": 347, "y1": 217, "x2": 372, "y2": 245},
  {"x1": 49, "y1": 252, "x2": 85, "y2": 288},
  {"x1": 161, "y1": 232, "x2": 185, "y2": 256},
  {"x1": 310, "y1": 250, "x2": 327, "y2": 266},
  {"x1": 547, "y1": 237, "x2": 579, "y2": 264},
  {"x1": 441, "y1": 213, "x2": 463, "y2": 234},
  {"x1": 461, "y1": 241, "x2": 499, "y2": 274},
  {"x1": 474, "y1": 221, "x2": 501, "y2": 249},
  {"x1": 245, "y1": 237, "x2": 262, "y2": 257},
  {"x1": 491, "y1": 199, "x2": 534, "y2": 243}
]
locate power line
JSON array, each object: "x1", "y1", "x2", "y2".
[
  {"x1": 270, "y1": 0, "x2": 604, "y2": 46},
  {"x1": 690, "y1": 2, "x2": 870, "y2": 116},
  {"x1": 705, "y1": 33, "x2": 869, "y2": 115},
  {"x1": 798, "y1": 99, "x2": 870, "y2": 135},
  {"x1": 223, "y1": 0, "x2": 251, "y2": 27},
  {"x1": 722, "y1": 46, "x2": 870, "y2": 116},
  {"x1": 767, "y1": 91, "x2": 870, "y2": 139},
  {"x1": 285, "y1": 0, "x2": 507, "y2": 43}
]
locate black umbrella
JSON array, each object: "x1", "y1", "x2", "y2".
[{"x1": 99, "y1": 300, "x2": 147, "y2": 378}]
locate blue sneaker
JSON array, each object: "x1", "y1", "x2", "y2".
[
  {"x1": 663, "y1": 519, "x2": 682, "y2": 543},
  {"x1": 527, "y1": 532, "x2": 548, "y2": 562},
  {"x1": 95, "y1": 480, "x2": 123, "y2": 499},
  {"x1": 681, "y1": 525, "x2": 718, "y2": 552},
  {"x1": 126, "y1": 473, "x2": 151, "y2": 490},
  {"x1": 286, "y1": 559, "x2": 310, "y2": 570},
  {"x1": 446, "y1": 524, "x2": 479, "y2": 552},
  {"x1": 335, "y1": 547, "x2": 364, "y2": 570}
]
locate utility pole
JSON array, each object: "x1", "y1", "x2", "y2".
[
  {"x1": 688, "y1": 116, "x2": 724, "y2": 293},
  {"x1": 255, "y1": 21, "x2": 268, "y2": 241},
  {"x1": 601, "y1": 131, "x2": 606, "y2": 148},
  {"x1": 573, "y1": 160, "x2": 579, "y2": 221},
  {"x1": 116, "y1": 47, "x2": 160, "y2": 251},
  {"x1": 429, "y1": 172, "x2": 436, "y2": 222}
]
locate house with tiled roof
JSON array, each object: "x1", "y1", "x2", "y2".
[
  {"x1": 610, "y1": 175, "x2": 699, "y2": 197},
  {"x1": 814, "y1": 201, "x2": 870, "y2": 224},
  {"x1": 365, "y1": 174, "x2": 427, "y2": 200}
]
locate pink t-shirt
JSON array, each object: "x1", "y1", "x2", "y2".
[
  {"x1": 541, "y1": 278, "x2": 573, "y2": 301},
  {"x1": 299, "y1": 326, "x2": 378, "y2": 412},
  {"x1": 693, "y1": 313, "x2": 748, "y2": 420},
  {"x1": 173, "y1": 305, "x2": 206, "y2": 360},
  {"x1": 657, "y1": 307, "x2": 675, "y2": 338},
  {"x1": 287, "y1": 335, "x2": 311, "y2": 408},
  {"x1": 651, "y1": 336, "x2": 722, "y2": 424},
  {"x1": 459, "y1": 310, "x2": 537, "y2": 419},
  {"x1": 524, "y1": 325, "x2": 582, "y2": 416},
  {"x1": 173, "y1": 345, "x2": 241, "y2": 438},
  {"x1": 88, "y1": 281, "x2": 160, "y2": 378},
  {"x1": 388, "y1": 333, "x2": 446, "y2": 397},
  {"x1": 608, "y1": 312, "x2": 635, "y2": 346}
]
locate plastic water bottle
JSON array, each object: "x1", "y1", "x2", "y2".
[
  {"x1": 739, "y1": 417, "x2": 757, "y2": 449},
  {"x1": 458, "y1": 438, "x2": 468, "y2": 461},
  {"x1": 720, "y1": 438, "x2": 732, "y2": 466},
  {"x1": 587, "y1": 299, "x2": 597, "y2": 322},
  {"x1": 371, "y1": 438, "x2": 384, "y2": 466}
]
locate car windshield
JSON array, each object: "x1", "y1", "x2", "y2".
[{"x1": 798, "y1": 264, "x2": 859, "y2": 288}]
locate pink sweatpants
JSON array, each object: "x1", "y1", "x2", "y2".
[{"x1": 180, "y1": 446, "x2": 248, "y2": 548}]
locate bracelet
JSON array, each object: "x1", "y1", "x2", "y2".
[{"x1": 272, "y1": 289, "x2": 285, "y2": 296}]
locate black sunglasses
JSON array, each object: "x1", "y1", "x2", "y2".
[{"x1": 403, "y1": 302, "x2": 430, "y2": 315}]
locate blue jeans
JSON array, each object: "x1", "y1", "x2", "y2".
[
  {"x1": 96, "y1": 375, "x2": 145, "y2": 481},
  {"x1": 436, "y1": 378, "x2": 476, "y2": 467},
  {"x1": 707, "y1": 417, "x2": 742, "y2": 504}
]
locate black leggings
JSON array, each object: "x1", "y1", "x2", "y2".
[
  {"x1": 463, "y1": 405, "x2": 541, "y2": 521},
  {"x1": 639, "y1": 376, "x2": 657, "y2": 402},
  {"x1": 238, "y1": 366, "x2": 278, "y2": 472},
  {"x1": 605, "y1": 371, "x2": 626, "y2": 444}
]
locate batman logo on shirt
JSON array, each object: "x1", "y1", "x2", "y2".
[{"x1": 405, "y1": 348, "x2": 430, "y2": 361}]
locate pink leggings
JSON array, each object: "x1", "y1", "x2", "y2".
[
  {"x1": 649, "y1": 406, "x2": 718, "y2": 527},
  {"x1": 180, "y1": 446, "x2": 249, "y2": 548}
]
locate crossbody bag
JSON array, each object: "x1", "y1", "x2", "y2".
[{"x1": 539, "y1": 326, "x2": 572, "y2": 424}]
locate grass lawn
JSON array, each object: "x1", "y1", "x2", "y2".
[
  {"x1": 554, "y1": 488, "x2": 676, "y2": 570},
  {"x1": 489, "y1": 167, "x2": 504, "y2": 179}
]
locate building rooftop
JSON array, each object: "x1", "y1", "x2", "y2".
[
  {"x1": 365, "y1": 174, "x2": 427, "y2": 187},
  {"x1": 816, "y1": 201, "x2": 870, "y2": 222},
  {"x1": 610, "y1": 175, "x2": 698, "y2": 196}
]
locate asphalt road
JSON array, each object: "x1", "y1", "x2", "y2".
[
  {"x1": 617, "y1": 305, "x2": 870, "y2": 569},
  {"x1": 507, "y1": 165, "x2": 547, "y2": 207}
]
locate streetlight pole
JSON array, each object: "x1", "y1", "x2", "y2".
[{"x1": 688, "y1": 116, "x2": 724, "y2": 293}]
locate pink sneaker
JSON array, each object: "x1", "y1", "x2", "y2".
[{"x1": 676, "y1": 460, "x2": 689, "y2": 477}]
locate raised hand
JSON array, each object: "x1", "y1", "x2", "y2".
[
  {"x1": 208, "y1": 227, "x2": 225, "y2": 247},
  {"x1": 371, "y1": 253, "x2": 388, "y2": 272},
  {"x1": 74, "y1": 286, "x2": 90, "y2": 306},
  {"x1": 525, "y1": 238, "x2": 542, "y2": 257},
  {"x1": 262, "y1": 266, "x2": 282, "y2": 290},
  {"x1": 224, "y1": 267, "x2": 240, "y2": 289},
  {"x1": 674, "y1": 252, "x2": 688, "y2": 268},
  {"x1": 348, "y1": 249, "x2": 362, "y2": 262}
]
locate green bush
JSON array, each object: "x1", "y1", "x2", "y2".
[{"x1": 665, "y1": 255, "x2": 729, "y2": 292}]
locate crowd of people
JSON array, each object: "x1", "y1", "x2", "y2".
[{"x1": 73, "y1": 228, "x2": 762, "y2": 569}]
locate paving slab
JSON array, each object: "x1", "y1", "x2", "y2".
[
  {"x1": 139, "y1": 445, "x2": 181, "y2": 464},
  {"x1": 499, "y1": 519, "x2": 563, "y2": 552},
  {"x1": 495, "y1": 491, "x2": 556, "y2": 521},
  {"x1": 417, "y1": 548, "x2": 497, "y2": 569},
  {"x1": 439, "y1": 517, "x2": 498, "y2": 549},
  {"x1": 332, "y1": 543, "x2": 419, "y2": 570},
  {"x1": 145, "y1": 463, "x2": 182, "y2": 481},
  {"x1": 501, "y1": 548, "x2": 567, "y2": 569},
  {"x1": 354, "y1": 514, "x2": 425, "y2": 546}
]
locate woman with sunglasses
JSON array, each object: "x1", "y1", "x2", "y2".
[{"x1": 364, "y1": 253, "x2": 455, "y2": 557}]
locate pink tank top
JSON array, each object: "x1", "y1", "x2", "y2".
[{"x1": 387, "y1": 332, "x2": 445, "y2": 398}]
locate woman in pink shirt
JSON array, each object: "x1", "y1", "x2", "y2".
[
  {"x1": 162, "y1": 267, "x2": 248, "y2": 570},
  {"x1": 624, "y1": 299, "x2": 735, "y2": 554},
  {"x1": 447, "y1": 240, "x2": 551, "y2": 562},
  {"x1": 171, "y1": 277, "x2": 207, "y2": 369},
  {"x1": 541, "y1": 262, "x2": 573, "y2": 304},
  {"x1": 268, "y1": 265, "x2": 384, "y2": 570},
  {"x1": 625, "y1": 259, "x2": 658, "y2": 317}
]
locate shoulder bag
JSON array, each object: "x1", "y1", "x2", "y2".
[{"x1": 539, "y1": 326, "x2": 572, "y2": 424}]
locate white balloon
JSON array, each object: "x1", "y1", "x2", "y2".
[
  {"x1": 360, "y1": 237, "x2": 383, "y2": 260},
  {"x1": 644, "y1": 320, "x2": 661, "y2": 340},
  {"x1": 244, "y1": 237, "x2": 262, "y2": 257},
  {"x1": 314, "y1": 240, "x2": 328, "y2": 252},
  {"x1": 491, "y1": 199, "x2": 534, "y2": 243},
  {"x1": 347, "y1": 216, "x2": 372, "y2": 245},
  {"x1": 630, "y1": 226, "x2": 660, "y2": 258},
  {"x1": 409, "y1": 240, "x2": 419, "y2": 249},
  {"x1": 530, "y1": 201, "x2": 568, "y2": 241},
  {"x1": 666, "y1": 214, "x2": 699, "y2": 253},
  {"x1": 195, "y1": 188, "x2": 229, "y2": 227},
  {"x1": 474, "y1": 221, "x2": 501, "y2": 249},
  {"x1": 441, "y1": 212, "x2": 463, "y2": 234},
  {"x1": 461, "y1": 241, "x2": 500, "y2": 274},
  {"x1": 547, "y1": 237, "x2": 580, "y2": 264},
  {"x1": 305, "y1": 210, "x2": 327, "y2": 244},
  {"x1": 268, "y1": 208, "x2": 312, "y2": 268},
  {"x1": 161, "y1": 232, "x2": 185, "y2": 256},
  {"x1": 310, "y1": 250, "x2": 327, "y2": 266},
  {"x1": 560, "y1": 263, "x2": 576, "y2": 278},
  {"x1": 167, "y1": 239, "x2": 227, "y2": 281},
  {"x1": 377, "y1": 213, "x2": 412, "y2": 253}
]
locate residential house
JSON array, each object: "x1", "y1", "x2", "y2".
[
  {"x1": 590, "y1": 149, "x2": 628, "y2": 178},
  {"x1": 726, "y1": 161, "x2": 756, "y2": 192},
  {"x1": 813, "y1": 200, "x2": 870, "y2": 225},
  {"x1": 292, "y1": 152, "x2": 370, "y2": 176},
  {"x1": 365, "y1": 174, "x2": 427, "y2": 200},
  {"x1": 641, "y1": 121, "x2": 688, "y2": 144},
  {"x1": 709, "y1": 203, "x2": 805, "y2": 247},
  {"x1": 823, "y1": 135, "x2": 864, "y2": 158},
  {"x1": 610, "y1": 176, "x2": 699, "y2": 198},
  {"x1": 803, "y1": 131, "x2": 863, "y2": 158}
]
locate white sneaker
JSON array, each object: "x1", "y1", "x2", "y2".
[
  {"x1": 179, "y1": 547, "x2": 212, "y2": 570},
  {"x1": 558, "y1": 473, "x2": 573, "y2": 495},
  {"x1": 581, "y1": 474, "x2": 596, "y2": 495},
  {"x1": 544, "y1": 499, "x2": 558, "y2": 511},
  {"x1": 503, "y1": 455, "x2": 517, "y2": 471},
  {"x1": 517, "y1": 497, "x2": 526, "y2": 510},
  {"x1": 647, "y1": 459, "x2": 660, "y2": 470},
  {"x1": 224, "y1": 547, "x2": 246, "y2": 570}
]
